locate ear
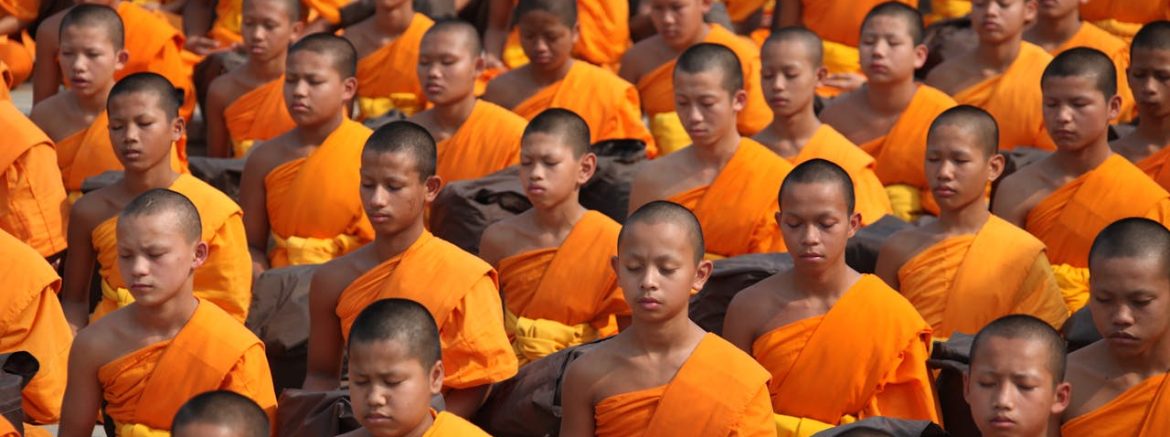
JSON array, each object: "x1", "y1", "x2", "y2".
[
  {"x1": 815, "y1": 66, "x2": 828, "y2": 83},
  {"x1": 577, "y1": 152, "x2": 597, "y2": 185},
  {"x1": 341, "y1": 76, "x2": 358, "y2": 101},
  {"x1": 115, "y1": 49, "x2": 130, "y2": 71},
  {"x1": 192, "y1": 241, "x2": 210, "y2": 269},
  {"x1": 846, "y1": 211, "x2": 862, "y2": 238},
  {"x1": 774, "y1": 210, "x2": 783, "y2": 228},
  {"x1": 1024, "y1": 0, "x2": 1038, "y2": 25},
  {"x1": 572, "y1": 22, "x2": 581, "y2": 45},
  {"x1": 610, "y1": 255, "x2": 621, "y2": 276},
  {"x1": 1051, "y1": 381, "x2": 1072, "y2": 415},
  {"x1": 987, "y1": 153, "x2": 1006, "y2": 182},
  {"x1": 912, "y1": 43, "x2": 929, "y2": 69},
  {"x1": 692, "y1": 258, "x2": 714, "y2": 291},
  {"x1": 170, "y1": 116, "x2": 186, "y2": 143},
  {"x1": 699, "y1": 0, "x2": 713, "y2": 14},
  {"x1": 1106, "y1": 93, "x2": 1122, "y2": 120},
  {"x1": 473, "y1": 51, "x2": 486, "y2": 75},
  {"x1": 962, "y1": 372, "x2": 972, "y2": 402},
  {"x1": 732, "y1": 88, "x2": 748, "y2": 112},
  {"x1": 290, "y1": 20, "x2": 307, "y2": 40},
  {"x1": 424, "y1": 175, "x2": 443, "y2": 203}
]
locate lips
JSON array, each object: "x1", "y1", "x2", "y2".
[
  {"x1": 989, "y1": 416, "x2": 1016, "y2": 430},
  {"x1": 1108, "y1": 331, "x2": 1140, "y2": 344},
  {"x1": 526, "y1": 185, "x2": 547, "y2": 195},
  {"x1": 637, "y1": 296, "x2": 662, "y2": 310},
  {"x1": 933, "y1": 186, "x2": 957, "y2": 197},
  {"x1": 289, "y1": 102, "x2": 310, "y2": 112},
  {"x1": 368, "y1": 212, "x2": 392, "y2": 224},
  {"x1": 121, "y1": 149, "x2": 143, "y2": 160}
]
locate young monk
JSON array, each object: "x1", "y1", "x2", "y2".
[
  {"x1": 821, "y1": 2, "x2": 957, "y2": 219},
  {"x1": 478, "y1": 109, "x2": 629, "y2": 365},
  {"x1": 1116, "y1": 22, "x2": 1170, "y2": 188},
  {"x1": 925, "y1": 0, "x2": 1057, "y2": 151},
  {"x1": 60, "y1": 73, "x2": 252, "y2": 330},
  {"x1": 482, "y1": 0, "x2": 655, "y2": 156},
  {"x1": 559, "y1": 201, "x2": 776, "y2": 436},
  {"x1": 965, "y1": 315, "x2": 1071, "y2": 437},
  {"x1": 29, "y1": 5, "x2": 184, "y2": 198},
  {"x1": 876, "y1": 106, "x2": 1068, "y2": 339},
  {"x1": 303, "y1": 121, "x2": 516, "y2": 418},
  {"x1": 240, "y1": 33, "x2": 374, "y2": 272},
  {"x1": 0, "y1": 96, "x2": 68, "y2": 259},
  {"x1": 753, "y1": 27, "x2": 892, "y2": 226},
  {"x1": 344, "y1": 0, "x2": 433, "y2": 120},
  {"x1": 203, "y1": 0, "x2": 303, "y2": 158},
  {"x1": 628, "y1": 43, "x2": 793, "y2": 258},
  {"x1": 407, "y1": 20, "x2": 526, "y2": 184},
  {"x1": 723, "y1": 159, "x2": 938, "y2": 434},
  {"x1": 483, "y1": 0, "x2": 629, "y2": 71},
  {"x1": 172, "y1": 391, "x2": 270, "y2": 437},
  {"x1": 992, "y1": 48, "x2": 1170, "y2": 313},
  {"x1": 58, "y1": 189, "x2": 276, "y2": 437},
  {"x1": 1061, "y1": 218, "x2": 1170, "y2": 436},
  {"x1": 340, "y1": 298, "x2": 492, "y2": 437}
]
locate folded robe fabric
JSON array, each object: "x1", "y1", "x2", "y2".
[
  {"x1": 752, "y1": 275, "x2": 938, "y2": 427},
  {"x1": 208, "y1": 0, "x2": 243, "y2": 45},
  {"x1": 265, "y1": 118, "x2": 374, "y2": 268},
  {"x1": 1050, "y1": 22, "x2": 1134, "y2": 122},
  {"x1": 0, "y1": 32, "x2": 33, "y2": 89},
  {"x1": 224, "y1": 77, "x2": 295, "y2": 158},
  {"x1": 789, "y1": 125, "x2": 892, "y2": 225},
  {"x1": 593, "y1": 333, "x2": 775, "y2": 437},
  {"x1": 898, "y1": 215, "x2": 1069, "y2": 338},
  {"x1": 1138, "y1": 146, "x2": 1170, "y2": 191},
  {"x1": 953, "y1": 42, "x2": 1056, "y2": 151},
  {"x1": 54, "y1": 111, "x2": 187, "y2": 194},
  {"x1": 800, "y1": 0, "x2": 916, "y2": 75},
  {"x1": 425, "y1": 410, "x2": 491, "y2": 436},
  {"x1": 1061, "y1": 371, "x2": 1169, "y2": 437},
  {"x1": 0, "y1": 100, "x2": 67, "y2": 257},
  {"x1": 436, "y1": 100, "x2": 525, "y2": 184},
  {"x1": 572, "y1": 0, "x2": 629, "y2": 69},
  {"x1": 355, "y1": 12, "x2": 432, "y2": 120},
  {"x1": 1079, "y1": 0, "x2": 1169, "y2": 42},
  {"x1": 335, "y1": 231, "x2": 518, "y2": 389},
  {"x1": 114, "y1": 2, "x2": 195, "y2": 121}
]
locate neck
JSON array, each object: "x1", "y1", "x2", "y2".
[
  {"x1": 762, "y1": 106, "x2": 821, "y2": 154},
  {"x1": 373, "y1": 220, "x2": 426, "y2": 261},
  {"x1": 75, "y1": 86, "x2": 113, "y2": 115},
  {"x1": 975, "y1": 37, "x2": 1023, "y2": 72},
  {"x1": 533, "y1": 200, "x2": 585, "y2": 231},
  {"x1": 694, "y1": 130, "x2": 742, "y2": 166},
  {"x1": 937, "y1": 200, "x2": 992, "y2": 235},
  {"x1": 433, "y1": 95, "x2": 478, "y2": 131},
  {"x1": 1027, "y1": 14, "x2": 1081, "y2": 48},
  {"x1": 530, "y1": 58, "x2": 573, "y2": 86},
  {"x1": 245, "y1": 51, "x2": 288, "y2": 81},
  {"x1": 671, "y1": 24, "x2": 711, "y2": 53},
  {"x1": 864, "y1": 80, "x2": 919, "y2": 113},
  {"x1": 122, "y1": 162, "x2": 181, "y2": 193},
  {"x1": 1112, "y1": 337, "x2": 1170, "y2": 378},
  {"x1": 130, "y1": 293, "x2": 198, "y2": 336},
  {"x1": 295, "y1": 112, "x2": 345, "y2": 146},
  {"x1": 791, "y1": 262, "x2": 856, "y2": 299},
  {"x1": 628, "y1": 315, "x2": 697, "y2": 354},
  {"x1": 1135, "y1": 112, "x2": 1170, "y2": 147},
  {"x1": 1052, "y1": 139, "x2": 1113, "y2": 174},
  {"x1": 374, "y1": 5, "x2": 414, "y2": 35}
]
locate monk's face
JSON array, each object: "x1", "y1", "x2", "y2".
[
  {"x1": 649, "y1": 0, "x2": 711, "y2": 49},
  {"x1": 760, "y1": 39, "x2": 822, "y2": 118},
  {"x1": 242, "y1": 0, "x2": 302, "y2": 62},
  {"x1": 613, "y1": 221, "x2": 711, "y2": 322},
  {"x1": 520, "y1": 133, "x2": 595, "y2": 209},
  {"x1": 777, "y1": 181, "x2": 859, "y2": 272},
  {"x1": 965, "y1": 336, "x2": 1070, "y2": 437},
  {"x1": 970, "y1": 0, "x2": 1036, "y2": 43},
  {"x1": 674, "y1": 70, "x2": 745, "y2": 147},
  {"x1": 1127, "y1": 48, "x2": 1170, "y2": 120},
  {"x1": 348, "y1": 338, "x2": 444, "y2": 437},
  {"x1": 285, "y1": 50, "x2": 356, "y2": 127},
  {"x1": 517, "y1": 11, "x2": 577, "y2": 73},
  {"x1": 1088, "y1": 255, "x2": 1170, "y2": 359},
  {"x1": 859, "y1": 15, "x2": 927, "y2": 85},
  {"x1": 418, "y1": 30, "x2": 482, "y2": 105},
  {"x1": 1034, "y1": 0, "x2": 1078, "y2": 20},
  {"x1": 360, "y1": 151, "x2": 440, "y2": 237},
  {"x1": 116, "y1": 212, "x2": 208, "y2": 305},
  {"x1": 1041, "y1": 74, "x2": 1120, "y2": 151},
  {"x1": 925, "y1": 124, "x2": 1003, "y2": 212},
  {"x1": 58, "y1": 24, "x2": 127, "y2": 98},
  {"x1": 108, "y1": 91, "x2": 184, "y2": 172}
]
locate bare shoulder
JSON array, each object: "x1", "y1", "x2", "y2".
[
  {"x1": 29, "y1": 94, "x2": 73, "y2": 139},
  {"x1": 923, "y1": 56, "x2": 972, "y2": 95},
  {"x1": 342, "y1": 19, "x2": 378, "y2": 58},
  {"x1": 818, "y1": 90, "x2": 865, "y2": 125},
  {"x1": 478, "y1": 213, "x2": 529, "y2": 266},
  {"x1": 35, "y1": 9, "x2": 64, "y2": 44},
  {"x1": 1063, "y1": 341, "x2": 1111, "y2": 418},
  {"x1": 311, "y1": 246, "x2": 379, "y2": 302},
  {"x1": 879, "y1": 226, "x2": 939, "y2": 270},
  {"x1": 207, "y1": 68, "x2": 251, "y2": 109},
  {"x1": 1110, "y1": 134, "x2": 1150, "y2": 163},
  {"x1": 991, "y1": 159, "x2": 1051, "y2": 225},
  {"x1": 727, "y1": 273, "x2": 787, "y2": 324},
  {"x1": 618, "y1": 35, "x2": 669, "y2": 83},
  {"x1": 69, "y1": 187, "x2": 122, "y2": 234},
  {"x1": 563, "y1": 338, "x2": 621, "y2": 398},
  {"x1": 482, "y1": 67, "x2": 530, "y2": 108},
  {"x1": 72, "y1": 308, "x2": 139, "y2": 369},
  {"x1": 243, "y1": 132, "x2": 300, "y2": 179}
]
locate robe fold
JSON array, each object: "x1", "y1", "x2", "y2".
[
  {"x1": 790, "y1": 125, "x2": 893, "y2": 225},
  {"x1": 952, "y1": 42, "x2": 1055, "y2": 151},
  {"x1": 1138, "y1": 146, "x2": 1170, "y2": 191},
  {"x1": 224, "y1": 77, "x2": 295, "y2": 158},
  {"x1": 1079, "y1": 0, "x2": 1169, "y2": 41},
  {"x1": 0, "y1": 100, "x2": 67, "y2": 257},
  {"x1": 303, "y1": 0, "x2": 346, "y2": 24},
  {"x1": 0, "y1": 230, "x2": 70, "y2": 424},
  {"x1": 90, "y1": 174, "x2": 252, "y2": 323},
  {"x1": 668, "y1": 138, "x2": 793, "y2": 258},
  {"x1": 752, "y1": 275, "x2": 937, "y2": 427},
  {"x1": 421, "y1": 410, "x2": 491, "y2": 436},
  {"x1": 114, "y1": 2, "x2": 196, "y2": 121},
  {"x1": 499, "y1": 211, "x2": 627, "y2": 364},
  {"x1": 335, "y1": 231, "x2": 518, "y2": 389},
  {"x1": 355, "y1": 12, "x2": 432, "y2": 120},
  {"x1": 897, "y1": 215, "x2": 1069, "y2": 338},
  {"x1": 265, "y1": 118, "x2": 374, "y2": 268},
  {"x1": 0, "y1": 32, "x2": 33, "y2": 88},
  {"x1": 208, "y1": 0, "x2": 243, "y2": 45},
  {"x1": 800, "y1": 0, "x2": 916, "y2": 75},
  {"x1": 572, "y1": 0, "x2": 629, "y2": 69},
  {"x1": 1061, "y1": 372, "x2": 1169, "y2": 437},
  {"x1": 435, "y1": 100, "x2": 524, "y2": 183},
  {"x1": 53, "y1": 111, "x2": 187, "y2": 194},
  {"x1": 593, "y1": 333, "x2": 776, "y2": 437},
  {"x1": 98, "y1": 299, "x2": 276, "y2": 435},
  {"x1": 1051, "y1": 22, "x2": 1134, "y2": 122}
]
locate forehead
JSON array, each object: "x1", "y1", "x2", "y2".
[
  {"x1": 1091, "y1": 255, "x2": 1170, "y2": 283},
  {"x1": 620, "y1": 220, "x2": 693, "y2": 253},
  {"x1": 173, "y1": 422, "x2": 240, "y2": 437},
  {"x1": 61, "y1": 24, "x2": 117, "y2": 45},
  {"x1": 521, "y1": 131, "x2": 572, "y2": 149},
  {"x1": 517, "y1": 9, "x2": 571, "y2": 28},
  {"x1": 116, "y1": 212, "x2": 189, "y2": 240},
  {"x1": 109, "y1": 91, "x2": 165, "y2": 112},
  {"x1": 1131, "y1": 48, "x2": 1170, "y2": 67},
  {"x1": 862, "y1": 14, "x2": 912, "y2": 35},
  {"x1": 349, "y1": 338, "x2": 426, "y2": 368},
  {"x1": 1041, "y1": 74, "x2": 1105, "y2": 98},
  {"x1": 927, "y1": 123, "x2": 982, "y2": 148},
  {"x1": 243, "y1": 0, "x2": 292, "y2": 15},
  {"x1": 781, "y1": 180, "x2": 848, "y2": 210},
  {"x1": 761, "y1": 40, "x2": 816, "y2": 64},
  {"x1": 361, "y1": 149, "x2": 423, "y2": 172},
  {"x1": 421, "y1": 30, "x2": 473, "y2": 53},
  {"x1": 287, "y1": 50, "x2": 340, "y2": 74},
  {"x1": 674, "y1": 69, "x2": 729, "y2": 92},
  {"x1": 972, "y1": 336, "x2": 1054, "y2": 372}
]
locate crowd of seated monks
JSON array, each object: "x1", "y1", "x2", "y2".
[{"x1": 0, "y1": 0, "x2": 1169, "y2": 435}]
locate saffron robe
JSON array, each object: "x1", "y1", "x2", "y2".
[
  {"x1": 0, "y1": 100, "x2": 67, "y2": 257},
  {"x1": 1079, "y1": 0, "x2": 1169, "y2": 42},
  {"x1": 572, "y1": 0, "x2": 629, "y2": 69},
  {"x1": 114, "y1": 2, "x2": 196, "y2": 120},
  {"x1": 223, "y1": 77, "x2": 295, "y2": 158},
  {"x1": 0, "y1": 32, "x2": 33, "y2": 88},
  {"x1": 1061, "y1": 372, "x2": 1169, "y2": 437},
  {"x1": 355, "y1": 12, "x2": 432, "y2": 120},
  {"x1": 952, "y1": 42, "x2": 1056, "y2": 151},
  {"x1": 208, "y1": 0, "x2": 243, "y2": 45},
  {"x1": 790, "y1": 125, "x2": 893, "y2": 225},
  {"x1": 1050, "y1": 22, "x2": 1134, "y2": 122},
  {"x1": 1138, "y1": 146, "x2": 1170, "y2": 191},
  {"x1": 435, "y1": 100, "x2": 525, "y2": 183},
  {"x1": 800, "y1": 0, "x2": 917, "y2": 75},
  {"x1": 422, "y1": 410, "x2": 492, "y2": 436},
  {"x1": 53, "y1": 111, "x2": 186, "y2": 194}
]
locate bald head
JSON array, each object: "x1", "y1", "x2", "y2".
[
  {"x1": 423, "y1": 19, "x2": 482, "y2": 55},
  {"x1": 119, "y1": 189, "x2": 202, "y2": 243},
  {"x1": 524, "y1": 108, "x2": 591, "y2": 157},
  {"x1": 764, "y1": 27, "x2": 823, "y2": 67},
  {"x1": 779, "y1": 159, "x2": 856, "y2": 215},
  {"x1": 1042, "y1": 47, "x2": 1117, "y2": 98},
  {"x1": 289, "y1": 32, "x2": 357, "y2": 78},
  {"x1": 620, "y1": 201, "x2": 705, "y2": 263},
  {"x1": 862, "y1": 1, "x2": 925, "y2": 45},
  {"x1": 109, "y1": 72, "x2": 183, "y2": 120},
  {"x1": 928, "y1": 105, "x2": 999, "y2": 157},
  {"x1": 349, "y1": 298, "x2": 442, "y2": 366},
  {"x1": 1089, "y1": 218, "x2": 1170, "y2": 279},
  {"x1": 514, "y1": 0, "x2": 576, "y2": 27},
  {"x1": 243, "y1": 0, "x2": 302, "y2": 22},
  {"x1": 970, "y1": 315, "x2": 1067, "y2": 384},
  {"x1": 364, "y1": 120, "x2": 437, "y2": 181},
  {"x1": 674, "y1": 43, "x2": 744, "y2": 94},
  {"x1": 172, "y1": 391, "x2": 269, "y2": 437},
  {"x1": 61, "y1": 4, "x2": 124, "y2": 49},
  {"x1": 1132, "y1": 20, "x2": 1170, "y2": 55}
]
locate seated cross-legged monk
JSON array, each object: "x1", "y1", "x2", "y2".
[
  {"x1": 965, "y1": 315, "x2": 1072, "y2": 437},
  {"x1": 479, "y1": 109, "x2": 630, "y2": 366},
  {"x1": 821, "y1": 2, "x2": 957, "y2": 220},
  {"x1": 560, "y1": 201, "x2": 776, "y2": 437},
  {"x1": 343, "y1": 0, "x2": 432, "y2": 120},
  {"x1": 407, "y1": 20, "x2": 525, "y2": 184},
  {"x1": 339, "y1": 299, "x2": 492, "y2": 437},
  {"x1": 240, "y1": 34, "x2": 374, "y2": 273},
  {"x1": 722, "y1": 160, "x2": 938, "y2": 435},
  {"x1": 628, "y1": 43, "x2": 793, "y2": 258},
  {"x1": 1115, "y1": 22, "x2": 1170, "y2": 187},
  {"x1": 993, "y1": 48, "x2": 1170, "y2": 313},
  {"x1": 303, "y1": 121, "x2": 517, "y2": 418},
  {"x1": 876, "y1": 106, "x2": 1068, "y2": 339},
  {"x1": 482, "y1": 0, "x2": 655, "y2": 157},
  {"x1": 172, "y1": 390, "x2": 271, "y2": 437},
  {"x1": 58, "y1": 189, "x2": 276, "y2": 437},
  {"x1": 926, "y1": 0, "x2": 1057, "y2": 151},
  {"x1": 203, "y1": 0, "x2": 303, "y2": 158},
  {"x1": 752, "y1": 27, "x2": 892, "y2": 226},
  {"x1": 1060, "y1": 218, "x2": 1170, "y2": 436},
  {"x1": 0, "y1": 97, "x2": 68, "y2": 259}
]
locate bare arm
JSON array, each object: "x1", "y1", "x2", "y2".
[
  {"x1": 482, "y1": 0, "x2": 512, "y2": 68},
  {"x1": 182, "y1": 0, "x2": 224, "y2": 55},
  {"x1": 239, "y1": 146, "x2": 273, "y2": 276},
  {"x1": 59, "y1": 203, "x2": 98, "y2": 332},
  {"x1": 721, "y1": 291, "x2": 758, "y2": 353},
  {"x1": 771, "y1": 0, "x2": 801, "y2": 32},
  {"x1": 57, "y1": 333, "x2": 103, "y2": 437},
  {"x1": 302, "y1": 265, "x2": 345, "y2": 391},
  {"x1": 873, "y1": 239, "x2": 904, "y2": 291},
  {"x1": 32, "y1": 17, "x2": 61, "y2": 103},
  {"x1": 626, "y1": 167, "x2": 657, "y2": 214},
  {"x1": 444, "y1": 385, "x2": 491, "y2": 418},
  {"x1": 0, "y1": 16, "x2": 27, "y2": 37},
  {"x1": 558, "y1": 359, "x2": 596, "y2": 437},
  {"x1": 204, "y1": 78, "x2": 233, "y2": 158}
]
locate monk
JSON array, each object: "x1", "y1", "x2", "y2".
[
  {"x1": 58, "y1": 189, "x2": 276, "y2": 437},
  {"x1": 203, "y1": 0, "x2": 303, "y2": 158},
  {"x1": 172, "y1": 391, "x2": 270, "y2": 437},
  {"x1": 339, "y1": 299, "x2": 492, "y2": 437},
  {"x1": 303, "y1": 121, "x2": 516, "y2": 418},
  {"x1": 925, "y1": 0, "x2": 1057, "y2": 151},
  {"x1": 408, "y1": 20, "x2": 525, "y2": 184},
  {"x1": 753, "y1": 27, "x2": 892, "y2": 226},
  {"x1": 483, "y1": 0, "x2": 629, "y2": 70},
  {"x1": 0, "y1": 98, "x2": 68, "y2": 259},
  {"x1": 482, "y1": 0, "x2": 655, "y2": 156},
  {"x1": 723, "y1": 160, "x2": 937, "y2": 434},
  {"x1": 618, "y1": 0, "x2": 770, "y2": 152},
  {"x1": 478, "y1": 109, "x2": 629, "y2": 365},
  {"x1": 965, "y1": 315, "x2": 1071, "y2": 437},
  {"x1": 992, "y1": 48, "x2": 1170, "y2": 313},
  {"x1": 1116, "y1": 22, "x2": 1170, "y2": 188},
  {"x1": 1078, "y1": 0, "x2": 1169, "y2": 42},
  {"x1": 343, "y1": 0, "x2": 433, "y2": 120},
  {"x1": 821, "y1": 2, "x2": 956, "y2": 221},
  {"x1": 875, "y1": 106, "x2": 1067, "y2": 339},
  {"x1": 1061, "y1": 218, "x2": 1170, "y2": 436},
  {"x1": 240, "y1": 34, "x2": 374, "y2": 272},
  {"x1": 560, "y1": 201, "x2": 776, "y2": 436},
  {"x1": 628, "y1": 43, "x2": 793, "y2": 258}
]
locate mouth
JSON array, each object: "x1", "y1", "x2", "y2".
[
  {"x1": 248, "y1": 44, "x2": 266, "y2": 54},
  {"x1": 71, "y1": 77, "x2": 90, "y2": 87},
  {"x1": 121, "y1": 149, "x2": 144, "y2": 160},
  {"x1": 933, "y1": 186, "x2": 957, "y2": 197},
  {"x1": 526, "y1": 185, "x2": 547, "y2": 195},
  {"x1": 868, "y1": 63, "x2": 890, "y2": 73},
  {"x1": 424, "y1": 83, "x2": 443, "y2": 95},
  {"x1": 989, "y1": 416, "x2": 1016, "y2": 430},
  {"x1": 368, "y1": 212, "x2": 392, "y2": 224},
  {"x1": 129, "y1": 283, "x2": 152, "y2": 292},
  {"x1": 768, "y1": 97, "x2": 789, "y2": 107},
  {"x1": 364, "y1": 413, "x2": 393, "y2": 425},
  {"x1": 797, "y1": 252, "x2": 825, "y2": 261},
  {"x1": 1107, "y1": 331, "x2": 1140, "y2": 345},
  {"x1": 636, "y1": 296, "x2": 662, "y2": 310},
  {"x1": 289, "y1": 102, "x2": 310, "y2": 113}
]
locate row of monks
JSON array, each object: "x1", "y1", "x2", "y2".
[{"x1": 0, "y1": 0, "x2": 1168, "y2": 434}]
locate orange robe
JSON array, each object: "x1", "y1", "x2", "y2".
[
  {"x1": 668, "y1": 138, "x2": 793, "y2": 258},
  {"x1": 53, "y1": 111, "x2": 186, "y2": 194},
  {"x1": 223, "y1": 77, "x2": 296, "y2": 158},
  {"x1": 423, "y1": 410, "x2": 492, "y2": 436},
  {"x1": 0, "y1": 100, "x2": 67, "y2": 257},
  {"x1": 98, "y1": 299, "x2": 277, "y2": 435},
  {"x1": 265, "y1": 118, "x2": 374, "y2": 268},
  {"x1": 512, "y1": 61, "x2": 656, "y2": 157},
  {"x1": 499, "y1": 211, "x2": 628, "y2": 364},
  {"x1": 573, "y1": 0, "x2": 629, "y2": 69},
  {"x1": 1050, "y1": 22, "x2": 1134, "y2": 123},
  {"x1": 1061, "y1": 372, "x2": 1169, "y2": 437},
  {"x1": 303, "y1": 0, "x2": 346, "y2": 24},
  {"x1": 752, "y1": 275, "x2": 938, "y2": 428},
  {"x1": 335, "y1": 231, "x2": 518, "y2": 389},
  {"x1": 789, "y1": 125, "x2": 893, "y2": 225},
  {"x1": 898, "y1": 215, "x2": 1069, "y2": 338},
  {"x1": 207, "y1": 0, "x2": 243, "y2": 45},
  {"x1": 435, "y1": 100, "x2": 524, "y2": 183},
  {"x1": 0, "y1": 32, "x2": 34, "y2": 88},
  {"x1": 355, "y1": 13, "x2": 432, "y2": 120},
  {"x1": 1079, "y1": 0, "x2": 1170, "y2": 42},
  {"x1": 953, "y1": 42, "x2": 1056, "y2": 151},
  {"x1": 90, "y1": 174, "x2": 252, "y2": 323},
  {"x1": 114, "y1": 2, "x2": 196, "y2": 121},
  {"x1": 0, "y1": 230, "x2": 71, "y2": 424},
  {"x1": 593, "y1": 333, "x2": 775, "y2": 437},
  {"x1": 800, "y1": 0, "x2": 917, "y2": 75},
  {"x1": 1138, "y1": 146, "x2": 1170, "y2": 191}
]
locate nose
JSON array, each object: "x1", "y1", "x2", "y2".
[
  {"x1": 992, "y1": 384, "x2": 1014, "y2": 411},
  {"x1": 128, "y1": 255, "x2": 150, "y2": 277},
  {"x1": 368, "y1": 185, "x2": 390, "y2": 209},
  {"x1": 800, "y1": 225, "x2": 821, "y2": 247},
  {"x1": 1112, "y1": 305, "x2": 1135, "y2": 328},
  {"x1": 366, "y1": 384, "x2": 388, "y2": 407},
  {"x1": 638, "y1": 269, "x2": 658, "y2": 292},
  {"x1": 661, "y1": 11, "x2": 676, "y2": 25},
  {"x1": 936, "y1": 160, "x2": 955, "y2": 181},
  {"x1": 291, "y1": 79, "x2": 309, "y2": 98}
]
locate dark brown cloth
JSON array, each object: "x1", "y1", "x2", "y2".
[
  {"x1": 246, "y1": 264, "x2": 319, "y2": 394},
  {"x1": 689, "y1": 252, "x2": 793, "y2": 335},
  {"x1": 0, "y1": 352, "x2": 38, "y2": 434}
]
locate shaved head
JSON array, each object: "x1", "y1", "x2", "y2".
[
  {"x1": 620, "y1": 201, "x2": 705, "y2": 263},
  {"x1": 674, "y1": 43, "x2": 744, "y2": 93},
  {"x1": 524, "y1": 108, "x2": 590, "y2": 157},
  {"x1": 764, "y1": 26, "x2": 823, "y2": 67},
  {"x1": 928, "y1": 105, "x2": 999, "y2": 157},
  {"x1": 970, "y1": 315, "x2": 1067, "y2": 385},
  {"x1": 172, "y1": 391, "x2": 269, "y2": 437},
  {"x1": 119, "y1": 189, "x2": 202, "y2": 243},
  {"x1": 514, "y1": 0, "x2": 576, "y2": 27},
  {"x1": 364, "y1": 120, "x2": 437, "y2": 180},
  {"x1": 423, "y1": 18, "x2": 482, "y2": 55},
  {"x1": 1089, "y1": 218, "x2": 1170, "y2": 279},
  {"x1": 1132, "y1": 21, "x2": 1170, "y2": 55},
  {"x1": 1042, "y1": 47, "x2": 1117, "y2": 98},
  {"x1": 243, "y1": 0, "x2": 302, "y2": 21},
  {"x1": 109, "y1": 72, "x2": 184, "y2": 120},
  {"x1": 779, "y1": 159, "x2": 856, "y2": 215},
  {"x1": 348, "y1": 298, "x2": 442, "y2": 366},
  {"x1": 862, "y1": 1, "x2": 925, "y2": 45},
  {"x1": 289, "y1": 32, "x2": 357, "y2": 78},
  {"x1": 61, "y1": 4, "x2": 124, "y2": 49}
]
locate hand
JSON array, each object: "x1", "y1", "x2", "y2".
[
  {"x1": 483, "y1": 53, "x2": 506, "y2": 70},
  {"x1": 821, "y1": 72, "x2": 867, "y2": 92},
  {"x1": 185, "y1": 35, "x2": 222, "y2": 56}
]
